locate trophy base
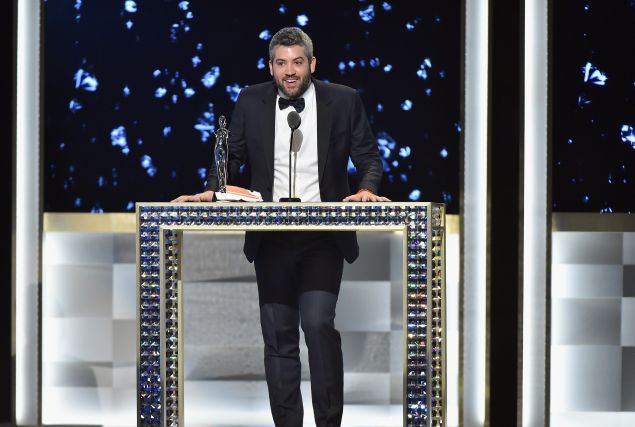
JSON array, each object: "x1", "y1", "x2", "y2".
[{"x1": 279, "y1": 197, "x2": 302, "y2": 202}]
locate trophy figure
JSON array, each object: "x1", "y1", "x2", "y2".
[{"x1": 214, "y1": 115, "x2": 229, "y2": 193}]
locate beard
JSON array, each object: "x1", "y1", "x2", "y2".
[{"x1": 274, "y1": 72, "x2": 312, "y2": 99}]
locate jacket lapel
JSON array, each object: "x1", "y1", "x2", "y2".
[
  {"x1": 261, "y1": 83, "x2": 277, "y2": 187},
  {"x1": 314, "y1": 79, "x2": 332, "y2": 185}
]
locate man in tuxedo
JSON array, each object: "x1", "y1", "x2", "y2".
[{"x1": 173, "y1": 27, "x2": 388, "y2": 427}]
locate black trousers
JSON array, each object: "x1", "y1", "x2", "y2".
[{"x1": 254, "y1": 232, "x2": 345, "y2": 427}]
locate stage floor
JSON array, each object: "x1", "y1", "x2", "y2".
[
  {"x1": 550, "y1": 412, "x2": 635, "y2": 427},
  {"x1": 184, "y1": 380, "x2": 402, "y2": 426}
]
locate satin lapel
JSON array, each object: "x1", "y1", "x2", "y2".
[
  {"x1": 315, "y1": 79, "x2": 332, "y2": 185},
  {"x1": 261, "y1": 84, "x2": 277, "y2": 186}
]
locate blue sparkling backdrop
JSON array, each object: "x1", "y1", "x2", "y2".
[
  {"x1": 45, "y1": 0, "x2": 460, "y2": 212},
  {"x1": 553, "y1": 0, "x2": 635, "y2": 212}
]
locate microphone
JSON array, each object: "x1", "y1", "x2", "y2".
[
  {"x1": 287, "y1": 110, "x2": 301, "y2": 130},
  {"x1": 279, "y1": 111, "x2": 302, "y2": 202}
]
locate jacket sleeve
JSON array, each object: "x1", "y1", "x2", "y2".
[
  {"x1": 348, "y1": 91, "x2": 383, "y2": 194},
  {"x1": 204, "y1": 93, "x2": 248, "y2": 192}
]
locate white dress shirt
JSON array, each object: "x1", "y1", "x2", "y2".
[{"x1": 272, "y1": 81, "x2": 321, "y2": 202}]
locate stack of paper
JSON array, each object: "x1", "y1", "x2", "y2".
[{"x1": 215, "y1": 185, "x2": 263, "y2": 202}]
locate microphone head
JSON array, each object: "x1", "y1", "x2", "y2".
[
  {"x1": 291, "y1": 130, "x2": 303, "y2": 153},
  {"x1": 287, "y1": 110, "x2": 301, "y2": 130}
]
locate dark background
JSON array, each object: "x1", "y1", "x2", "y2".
[
  {"x1": 43, "y1": 0, "x2": 461, "y2": 213},
  {"x1": 552, "y1": 0, "x2": 635, "y2": 212}
]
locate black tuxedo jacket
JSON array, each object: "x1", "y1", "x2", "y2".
[{"x1": 206, "y1": 78, "x2": 382, "y2": 263}]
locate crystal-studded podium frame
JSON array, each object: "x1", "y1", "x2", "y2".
[{"x1": 136, "y1": 202, "x2": 446, "y2": 427}]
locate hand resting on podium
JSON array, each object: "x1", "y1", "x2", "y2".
[
  {"x1": 342, "y1": 189, "x2": 391, "y2": 202},
  {"x1": 171, "y1": 190, "x2": 215, "y2": 203}
]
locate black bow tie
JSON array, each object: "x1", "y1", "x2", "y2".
[{"x1": 278, "y1": 97, "x2": 305, "y2": 113}]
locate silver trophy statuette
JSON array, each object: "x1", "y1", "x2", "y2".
[{"x1": 214, "y1": 115, "x2": 229, "y2": 193}]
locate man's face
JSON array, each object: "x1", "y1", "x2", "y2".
[{"x1": 269, "y1": 45, "x2": 316, "y2": 99}]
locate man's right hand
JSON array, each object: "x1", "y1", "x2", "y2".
[{"x1": 171, "y1": 190, "x2": 215, "y2": 203}]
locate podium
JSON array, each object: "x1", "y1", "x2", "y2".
[{"x1": 136, "y1": 202, "x2": 446, "y2": 427}]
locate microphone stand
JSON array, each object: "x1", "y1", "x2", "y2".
[
  {"x1": 279, "y1": 128, "x2": 301, "y2": 202},
  {"x1": 293, "y1": 150, "x2": 297, "y2": 199}
]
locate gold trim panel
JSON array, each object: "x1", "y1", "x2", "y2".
[
  {"x1": 48, "y1": 211, "x2": 635, "y2": 234},
  {"x1": 47, "y1": 211, "x2": 635, "y2": 233},
  {"x1": 44, "y1": 211, "x2": 461, "y2": 234},
  {"x1": 43, "y1": 212, "x2": 136, "y2": 233},
  {"x1": 552, "y1": 213, "x2": 635, "y2": 232}
]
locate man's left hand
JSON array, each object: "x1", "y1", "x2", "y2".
[{"x1": 343, "y1": 190, "x2": 391, "y2": 202}]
